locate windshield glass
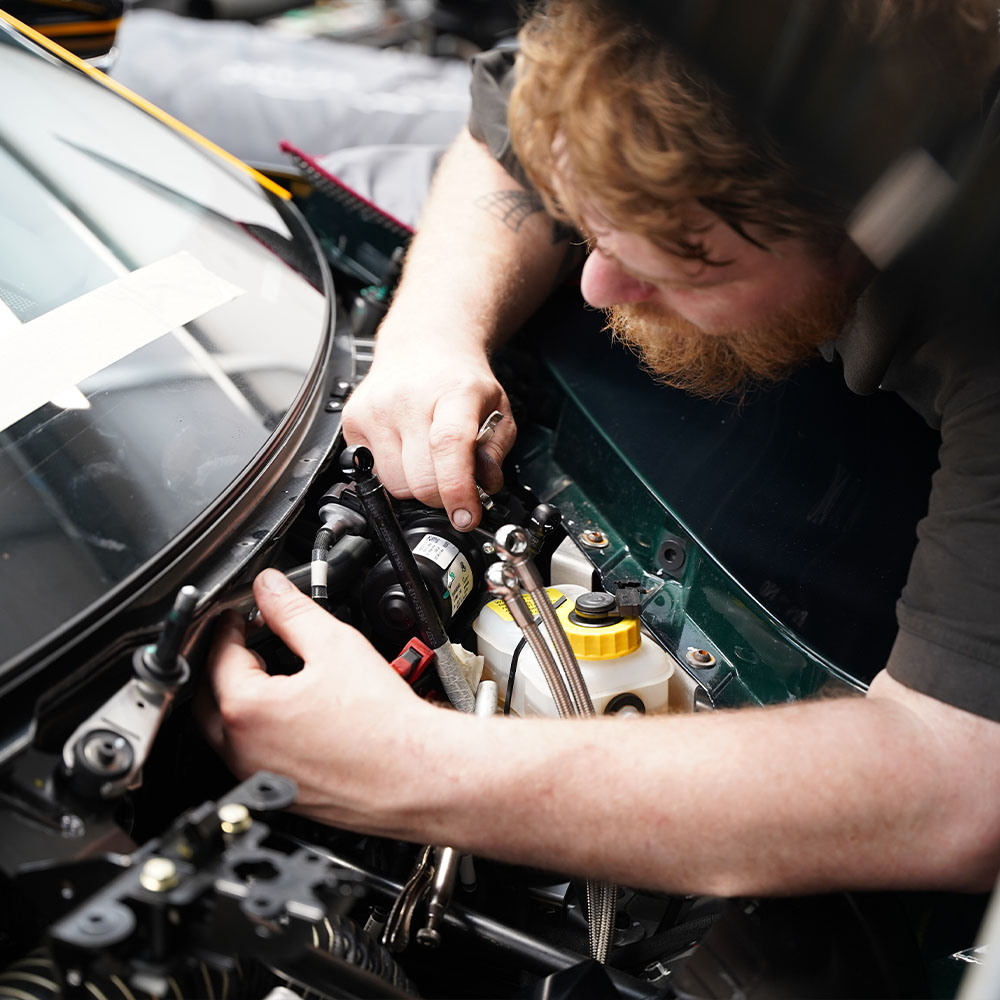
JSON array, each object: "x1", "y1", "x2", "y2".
[{"x1": 0, "y1": 30, "x2": 329, "y2": 669}]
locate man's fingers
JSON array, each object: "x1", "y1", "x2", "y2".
[
  {"x1": 475, "y1": 448, "x2": 504, "y2": 494},
  {"x1": 252, "y1": 569, "x2": 361, "y2": 664},
  {"x1": 399, "y1": 434, "x2": 447, "y2": 508},
  {"x1": 476, "y1": 407, "x2": 516, "y2": 494},
  {"x1": 206, "y1": 611, "x2": 270, "y2": 706},
  {"x1": 429, "y1": 395, "x2": 495, "y2": 529}
]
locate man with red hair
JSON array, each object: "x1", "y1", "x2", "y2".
[{"x1": 202, "y1": 1, "x2": 1000, "y2": 898}]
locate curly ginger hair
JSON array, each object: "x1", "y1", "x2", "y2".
[{"x1": 508, "y1": 0, "x2": 1000, "y2": 260}]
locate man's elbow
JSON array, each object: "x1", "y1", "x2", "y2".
[{"x1": 868, "y1": 669, "x2": 1000, "y2": 892}]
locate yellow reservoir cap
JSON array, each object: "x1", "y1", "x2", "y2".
[{"x1": 557, "y1": 599, "x2": 640, "y2": 660}]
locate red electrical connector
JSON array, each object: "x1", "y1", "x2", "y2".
[{"x1": 389, "y1": 637, "x2": 435, "y2": 685}]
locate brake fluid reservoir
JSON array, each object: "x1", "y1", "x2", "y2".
[{"x1": 473, "y1": 584, "x2": 674, "y2": 717}]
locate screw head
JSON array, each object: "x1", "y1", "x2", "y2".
[
  {"x1": 79, "y1": 730, "x2": 133, "y2": 777},
  {"x1": 139, "y1": 857, "x2": 179, "y2": 893},
  {"x1": 685, "y1": 647, "x2": 716, "y2": 669},
  {"x1": 218, "y1": 802, "x2": 252, "y2": 835},
  {"x1": 580, "y1": 528, "x2": 609, "y2": 549}
]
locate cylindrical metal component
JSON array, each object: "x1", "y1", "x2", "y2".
[
  {"x1": 459, "y1": 854, "x2": 477, "y2": 893},
  {"x1": 218, "y1": 802, "x2": 252, "y2": 835},
  {"x1": 139, "y1": 857, "x2": 180, "y2": 893},
  {"x1": 148, "y1": 586, "x2": 200, "y2": 677},
  {"x1": 533, "y1": 592, "x2": 595, "y2": 718},
  {"x1": 417, "y1": 846, "x2": 461, "y2": 948},
  {"x1": 474, "y1": 680, "x2": 499, "y2": 718}
]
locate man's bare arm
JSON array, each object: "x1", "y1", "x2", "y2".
[
  {"x1": 341, "y1": 128, "x2": 578, "y2": 530},
  {"x1": 408, "y1": 669, "x2": 1000, "y2": 895},
  {"x1": 205, "y1": 576, "x2": 1000, "y2": 897}
]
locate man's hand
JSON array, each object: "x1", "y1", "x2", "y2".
[
  {"x1": 335, "y1": 128, "x2": 576, "y2": 532},
  {"x1": 198, "y1": 568, "x2": 438, "y2": 833},
  {"x1": 341, "y1": 329, "x2": 515, "y2": 531}
]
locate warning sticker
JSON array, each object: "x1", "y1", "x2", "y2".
[
  {"x1": 413, "y1": 533, "x2": 459, "y2": 570},
  {"x1": 486, "y1": 588, "x2": 566, "y2": 622},
  {"x1": 414, "y1": 534, "x2": 475, "y2": 616}
]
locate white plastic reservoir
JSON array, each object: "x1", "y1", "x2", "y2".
[{"x1": 473, "y1": 584, "x2": 674, "y2": 717}]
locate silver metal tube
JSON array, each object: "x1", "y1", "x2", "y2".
[
  {"x1": 494, "y1": 526, "x2": 595, "y2": 718},
  {"x1": 474, "y1": 679, "x2": 499, "y2": 718},
  {"x1": 485, "y1": 562, "x2": 575, "y2": 719},
  {"x1": 491, "y1": 528, "x2": 615, "y2": 964}
]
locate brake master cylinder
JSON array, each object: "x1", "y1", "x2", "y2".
[{"x1": 473, "y1": 585, "x2": 674, "y2": 717}]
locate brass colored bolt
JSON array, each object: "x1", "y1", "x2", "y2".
[
  {"x1": 218, "y1": 802, "x2": 252, "y2": 835},
  {"x1": 139, "y1": 857, "x2": 179, "y2": 893}
]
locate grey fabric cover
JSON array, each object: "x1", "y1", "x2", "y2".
[{"x1": 111, "y1": 9, "x2": 469, "y2": 220}]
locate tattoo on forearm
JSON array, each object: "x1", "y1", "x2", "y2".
[{"x1": 476, "y1": 189, "x2": 545, "y2": 232}]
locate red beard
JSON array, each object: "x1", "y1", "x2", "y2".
[{"x1": 605, "y1": 284, "x2": 853, "y2": 399}]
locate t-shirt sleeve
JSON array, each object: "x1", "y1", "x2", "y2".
[
  {"x1": 467, "y1": 47, "x2": 532, "y2": 188},
  {"x1": 884, "y1": 325, "x2": 1000, "y2": 722}
]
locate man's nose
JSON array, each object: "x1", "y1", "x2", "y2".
[{"x1": 580, "y1": 251, "x2": 656, "y2": 309}]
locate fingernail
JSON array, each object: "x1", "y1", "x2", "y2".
[
  {"x1": 452, "y1": 508, "x2": 473, "y2": 529},
  {"x1": 258, "y1": 568, "x2": 293, "y2": 594}
]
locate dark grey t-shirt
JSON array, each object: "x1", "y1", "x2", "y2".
[{"x1": 468, "y1": 48, "x2": 1000, "y2": 723}]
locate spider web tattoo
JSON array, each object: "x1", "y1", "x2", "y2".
[
  {"x1": 476, "y1": 190, "x2": 545, "y2": 232},
  {"x1": 476, "y1": 190, "x2": 580, "y2": 245}
]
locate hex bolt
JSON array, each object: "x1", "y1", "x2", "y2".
[
  {"x1": 77, "y1": 730, "x2": 134, "y2": 781},
  {"x1": 685, "y1": 647, "x2": 716, "y2": 669},
  {"x1": 218, "y1": 802, "x2": 253, "y2": 836},
  {"x1": 579, "y1": 528, "x2": 610, "y2": 549},
  {"x1": 139, "y1": 857, "x2": 180, "y2": 893}
]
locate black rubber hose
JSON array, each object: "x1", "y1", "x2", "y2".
[
  {"x1": 341, "y1": 446, "x2": 448, "y2": 650},
  {"x1": 219, "y1": 536, "x2": 375, "y2": 619},
  {"x1": 270, "y1": 912, "x2": 416, "y2": 998},
  {"x1": 311, "y1": 525, "x2": 337, "y2": 603}
]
